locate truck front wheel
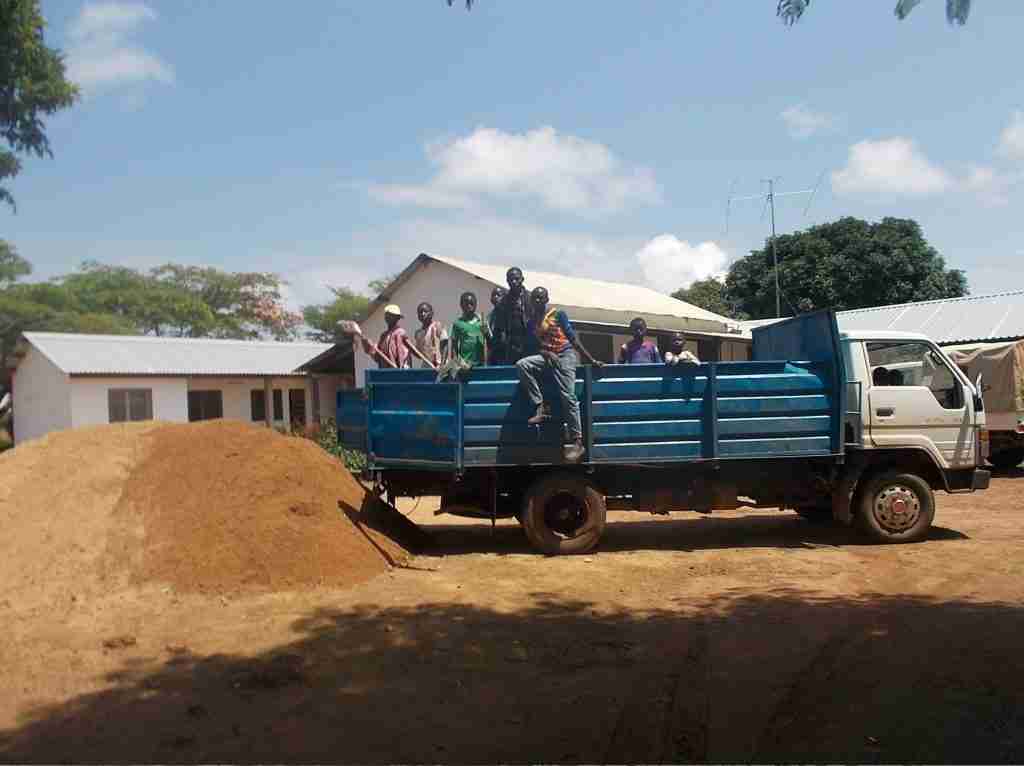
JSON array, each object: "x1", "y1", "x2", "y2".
[
  {"x1": 857, "y1": 472, "x2": 935, "y2": 543},
  {"x1": 521, "y1": 473, "x2": 606, "y2": 555}
]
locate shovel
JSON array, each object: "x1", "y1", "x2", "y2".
[
  {"x1": 337, "y1": 320, "x2": 397, "y2": 368},
  {"x1": 402, "y1": 337, "x2": 438, "y2": 370}
]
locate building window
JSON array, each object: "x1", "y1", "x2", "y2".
[
  {"x1": 108, "y1": 388, "x2": 153, "y2": 423},
  {"x1": 251, "y1": 389, "x2": 284, "y2": 421},
  {"x1": 577, "y1": 332, "x2": 615, "y2": 364},
  {"x1": 289, "y1": 388, "x2": 307, "y2": 426},
  {"x1": 187, "y1": 390, "x2": 223, "y2": 421}
]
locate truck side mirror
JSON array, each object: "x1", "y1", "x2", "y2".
[{"x1": 973, "y1": 372, "x2": 985, "y2": 412}]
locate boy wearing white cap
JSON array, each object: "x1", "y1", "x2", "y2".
[{"x1": 363, "y1": 304, "x2": 412, "y2": 368}]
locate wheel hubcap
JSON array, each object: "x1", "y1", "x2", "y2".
[
  {"x1": 544, "y1": 492, "x2": 588, "y2": 539},
  {"x1": 873, "y1": 485, "x2": 921, "y2": 532}
]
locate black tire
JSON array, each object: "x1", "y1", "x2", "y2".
[
  {"x1": 856, "y1": 471, "x2": 935, "y2": 544},
  {"x1": 988, "y1": 449, "x2": 1024, "y2": 471},
  {"x1": 521, "y1": 472, "x2": 606, "y2": 555},
  {"x1": 794, "y1": 506, "x2": 833, "y2": 524}
]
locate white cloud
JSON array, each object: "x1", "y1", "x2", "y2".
[
  {"x1": 964, "y1": 165, "x2": 1013, "y2": 207},
  {"x1": 780, "y1": 104, "x2": 834, "y2": 139},
  {"x1": 832, "y1": 137, "x2": 953, "y2": 197},
  {"x1": 367, "y1": 126, "x2": 660, "y2": 215},
  {"x1": 634, "y1": 235, "x2": 728, "y2": 293},
  {"x1": 67, "y1": 2, "x2": 173, "y2": 92},
  {"x1": 290, "y1": 215, "x2": 647, "y2": 306},
  {"x1": 998, "y1": 110, "x2": 1024, "y2": 162},
  {"x1": 365, "y1": 183, "x2": 475, "y2": 210}
]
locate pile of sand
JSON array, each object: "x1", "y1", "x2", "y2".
[{"x1": 0, "y1": 420, "x2": 421, "y2": 604}]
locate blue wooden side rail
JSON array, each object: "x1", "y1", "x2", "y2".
[{"x1": 337, "y1": 310, "x2": 846, "y2": 471}]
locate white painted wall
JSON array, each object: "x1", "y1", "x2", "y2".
[
  {"x1": 311, "y1": 374, "x2": 348, "y2": 423},
  {"x1": 11, "y1": 346, "x2": 72, "y2": 444},
  {"x1": 186, "y1": 376, "x2": 310, "y2": 427},
  {"x1": 354, "y1": 259, "x2": 752, "y2": 384},
  {"x1": 70, "y1": 377, "x2": 187, "y2": 428},
  {"x1": 356, "y1": 260, "x2": 499, "y2": 387}
]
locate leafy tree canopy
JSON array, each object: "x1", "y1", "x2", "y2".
[
  {"x1": 712, "y1": 216, "x2": 967, "y2": 320},
  {"x1": 0, "y1": 257, "x2": 303, "y2": 389},
  {"x1": 672, "y1": 278, "x2": 746, "y2": 321},
  {"x1": 777, "y1": 0, "x2": 971, "y2": 26},
  {"x1": 302, "y1": 287, "x2": 371, "y2": 343},
  {"x1": 301, "y1": 274, "x2": 398, "y2": 343},
  {"x1": 0, "y1": 0, "x2": 79, "y2": 210},
  {"x1": 0, "y1": 240, "x2": 31, "y2": 286}
]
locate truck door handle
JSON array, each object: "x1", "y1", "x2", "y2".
[{"x1": 875, "y1": 407, "x2": 895, "y2": 417}]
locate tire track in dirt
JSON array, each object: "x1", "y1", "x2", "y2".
[
  {"x1": 602, "y1": 617, "x2": 710, "y2": 764},
  {"x1": 750, "y1": 622, "x2": 865, "y2": 759}
]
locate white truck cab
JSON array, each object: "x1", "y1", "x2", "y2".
[
  {"x1": 832, "y1": 331, "x2": 990, "y2": 542},
  {"x1": 842, "y1": 330, "x2": 987, "y2": 471}
]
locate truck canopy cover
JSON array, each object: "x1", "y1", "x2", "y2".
[{"x1": 946, "y1": 340, "x2": 1024, "y2": 413}]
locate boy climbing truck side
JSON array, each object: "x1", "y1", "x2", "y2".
[{"x1": 338, "y1": 311, "x2": 990, "y2": 555}]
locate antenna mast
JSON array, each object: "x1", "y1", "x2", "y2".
[{"x1": 726, "y1": 176, "x2": 821, "y2": 318}]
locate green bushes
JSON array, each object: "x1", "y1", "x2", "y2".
[{"x1": 299, "y1": 417, "x2": 367, "y2": 473}]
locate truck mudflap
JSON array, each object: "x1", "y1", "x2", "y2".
[
  {"x1": 944, "y1": 467, "x2": 991, "y2": 492},
  {"x1": 971, "y1": 468, "x2": 991, "y2": 491},
  {"x1": 832, "y1": 454, "x2": 869, "y2": 525}
]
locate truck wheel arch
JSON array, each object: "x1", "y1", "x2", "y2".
[{"x1": 835, "y1": 448, "x2": 947, "y2": 524}]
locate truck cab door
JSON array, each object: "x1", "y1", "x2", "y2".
[{"x1": 865, "y1": 341, "x2": 975, "y2": 467}]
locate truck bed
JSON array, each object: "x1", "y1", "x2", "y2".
[{"x1": 338, "y1": 311, "x2": 846, "y2": 472}]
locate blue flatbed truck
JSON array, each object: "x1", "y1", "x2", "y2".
[{"x1": 338, "y1": 310, "x2": 990, "y2": 554}]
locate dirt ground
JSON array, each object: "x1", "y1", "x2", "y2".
[{"x1": 2, "y1": 473, "x2": 1024, "y2": 763}]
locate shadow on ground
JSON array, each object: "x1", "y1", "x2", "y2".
[
  {"x1": 2, "y1": 589, "x2": 1021, "y2": 764},
  {"x1": 420, "y1": 512, "x2": 969, "y2": 557},
  {"x1": 990, "y1": 466, "x2": 1024, "y2": 479}
]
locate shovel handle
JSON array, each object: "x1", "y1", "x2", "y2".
[{"x1": 403, "y1": 337, "x2": 437, "y2": 370}]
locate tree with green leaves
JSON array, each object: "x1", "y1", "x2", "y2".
[
  {"x1": 301, "y1": 274, "x2": 399, "y2": 343},
  {"x1": 448, "y1": 0, "x2": 972, "y2": 25},
  {"x1": 720, "y1": 216, "x2": 967, "y2": 320},
  {"x1": 367, "y1": 272, "x2": 401, "y2": 297},
  {"x1": 0, "y1": 261, "x2": 138, "y2": 390},
  {"x1": 150, "y1": 264, "x2": 302, "y2": 340},
  {"x1": 57, "y1": 262, "x2": 214, "y2": 337},
  {"x1": 302, "y1": 287, "x2": 371, "y2": 343},
  {"x1": 0, "y1": 241, "x2": 31, "y2": 286},
  {"x1": 672, "y1": 278, "x2": 745, "y2": 321},
  {"x1": 1, "y1": 0, "x2": 79, "y2": 210},
  {"x1": 777, "y1": 0, "x2": 971, "y2": 26}
]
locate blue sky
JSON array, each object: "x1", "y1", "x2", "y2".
[{"x1": 6, "y1": 1, "x2": 1023, "y2": 309}]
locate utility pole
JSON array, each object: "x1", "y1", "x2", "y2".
[
  {"x1": 726, "y1": 173, "x2": 824, "y2": 319},
  {"x1": 766, "y1": 178, "x2": 781, "y2": 319}
]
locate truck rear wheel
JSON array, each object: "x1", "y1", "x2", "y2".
[
  {"x1": 521, "y1": 473, "x2": 606, "y2": 555},
  {"x1": 857, "y1": 472, "x2": 934, "y2": 544}
]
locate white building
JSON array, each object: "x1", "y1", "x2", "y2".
[
  {"x1": 354, "y1": 253, "x2": 750, "y2": 386},
  {"x1": 9, "y1": 332, "x2": 345, "y2": 444}
]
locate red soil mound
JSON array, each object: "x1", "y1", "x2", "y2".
[{"x1": 0, "y1": 420, "x2": 419, "y2": 602}]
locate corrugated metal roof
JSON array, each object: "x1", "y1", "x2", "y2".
[
  {"x1": 835, "y1": 290, "x2": 1024, "y2": 345},
  {"x1": 368, "y1": 253, "x2": 742, "y2": 334},
  {"x1": 738, "y1": 291, "x2": 1024, "y2": 345},
  {"x1": 21, "y1": 332, "x2": 332, "y2": 376}
]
